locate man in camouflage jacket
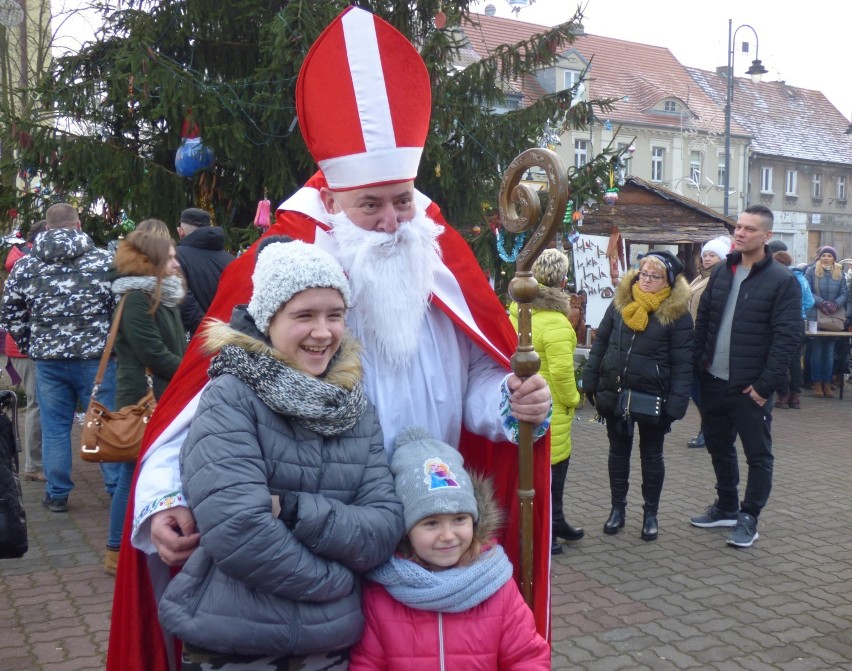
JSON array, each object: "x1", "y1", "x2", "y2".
[{"x1": 1, "y1": 203, "x2": 121, "y2": 512}]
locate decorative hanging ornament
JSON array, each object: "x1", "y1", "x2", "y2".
[
  {"x1": 175, "y1": 113, "x2": 215, "y2": 177},
  {"x1": 434, "y1": 10, "x2": 447, "y2": 29},
  {"x1": 496, "y1": 229, "x2": 527, "y2": 263},
  {"x1": 603, "y1": 164, "x2": 619, "y2": 205},
  {"x1": 471, "y1": 224, "x2": 482, "y2": 236},
  {"x1": 254, "y1": 192, "x2": 272, "y2": 231}
]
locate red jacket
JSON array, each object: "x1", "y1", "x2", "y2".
[
  {"x1": 107, "y1": 173, "x2": 552, "y2": 671},
  {"x1": 350, "y1": 579, "x2": 551, "y2": 671},
  {"x1": 4, "y1": 244, "x2": 28, "y2": 358}
]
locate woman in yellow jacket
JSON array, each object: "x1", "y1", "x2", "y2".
[{"x1": 510, "y1": 249, "x2": 582, "y2": 555}]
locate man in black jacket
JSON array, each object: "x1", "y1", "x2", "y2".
[
  {"x1": 176, "y1": 208, "x2": 235, "y2": 336},
  {"x1": 690, "y1": 204, "x2": 801, "y2": 548}
]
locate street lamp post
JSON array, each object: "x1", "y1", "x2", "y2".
[{"x1": 723, "y1": 19, "x2": 767, "y2": 217}]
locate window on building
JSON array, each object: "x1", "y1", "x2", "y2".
[
  {"x1": 563, "y1": 70, "x2": 581, "y2": 91},
  {"x1": 717, "y1": 152, "x2": 726, "y2": 187},
  {"x1": 651, "y1": 147, "x2": 665, "y2": 182},
  {"x1": 785, "y1": 170, "x2": 798, "y2": 196},
  {"x1": 760, "y1": 166, "x2": 773, "y2": 193},
  {"x1": 617, "y1": 142, "x2": 632, "y2": 177},
  {"x1": 689, "y1": 151, "x2": 701, "y2": 183},
  {"x1": 664, "y1": 100, "x2": 677, "y2": 113},
  {"x1": 574, "y1": 139, "x2": 588, "y2": 168},
  {"x1": 812, "y1": 173, "x2": 822, "y2": 199},
  {"x1": 839, "y1": 176, "x2": 848, "y2": 201}
]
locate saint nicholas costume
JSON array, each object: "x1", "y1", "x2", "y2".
[{"x1": 107, "y1": 9, "x2": 552, "y2": 671}]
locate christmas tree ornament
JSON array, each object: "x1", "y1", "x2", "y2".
[
  {"x1": 603, "y1": 164, "x2": 619, "y2": 205},
  {"x1": 434, "y1": 3, "x2": 447, "y2": 29},
  {"x1": 253, "y1": 189, "x2": 272, "y2": 231},
  {"x1": 175, "y1": 115, "x2": 215, "y2": 177},
  {"x1": 471, "y1": 224, "x2": 482, "y2": 236}
]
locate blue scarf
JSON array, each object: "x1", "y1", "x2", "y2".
[{"x1": 367, "y1": 545, "x2": 513, "y2": 613}]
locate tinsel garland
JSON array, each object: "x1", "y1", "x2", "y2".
[{"x1": 496, "y1": 229, "x2": 527, "y2": 263}]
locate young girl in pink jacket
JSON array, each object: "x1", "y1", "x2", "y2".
[{"x1": 349, "y1": 427, "x2": 550, "y2": 670}]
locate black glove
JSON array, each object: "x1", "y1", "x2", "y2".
[
  {"x1": 586, "y1": 391, "x2": 597, "y2": 408},
  {"x1": 277, "y1": 491, "x2": 300, "y2": 530}
]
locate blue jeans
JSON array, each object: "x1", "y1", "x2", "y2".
[
  {"x1": 35, "y1": 359, "x2": 121, "y2": 500},
  {"x1": 107, "y1": 460, "x2": 136, "y2": 548},
  {"x1": 809, "y1": 337, "x2": 835, "y2": 382}
]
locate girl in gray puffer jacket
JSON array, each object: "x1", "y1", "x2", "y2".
[{"x1": 158, "y1": 238, "x2": 404, "y2": 670}]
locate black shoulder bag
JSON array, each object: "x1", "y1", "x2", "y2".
[{"x1": 615, "y1": 321, "x2": 662, "y2": 426}]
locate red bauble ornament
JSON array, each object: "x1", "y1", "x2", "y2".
[{"x1": 434, "y1": 11, "x2": 447, "y2": 29}]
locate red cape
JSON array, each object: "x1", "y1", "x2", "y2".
[{"x1": 107, "y1": 174, "x2": 552, "y2": 671}]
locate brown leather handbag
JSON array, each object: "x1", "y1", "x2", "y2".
[{"x1": 80, "y1": 297, "x2": 157, "y2": 463}]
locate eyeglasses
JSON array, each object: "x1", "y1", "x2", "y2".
[{"x1": 638, "y1": 271, "x2": 664, "y2": 282}]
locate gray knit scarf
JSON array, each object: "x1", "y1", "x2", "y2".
[
  {"x1": 112, "y1": 275, "x2": 186, "y2": 307},
  {"x1": 208, "y1": 344, "x2": 367, "y2": 436},
  {"x1": 367, "y1": 545, "x2": 513, "y2": 613}
]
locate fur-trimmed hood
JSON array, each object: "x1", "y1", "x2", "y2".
[
  {"x1": 613, "y1": 268, "x2": 690, "y2": 326},
  {"x1": 528, "y1": 284, "x2": 572, "y2": 320},
  {"x1": 113, "y1": 238, "x2": 160, "y2": 277},
  {"x1": 201, "y1": 315, "x2": 363, "y2": 391},
  {"x1": 470, "y1": 473, "x2": 504, "y2": 545}
]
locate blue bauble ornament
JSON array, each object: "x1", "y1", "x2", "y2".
[{"x1": 175, "y1": 137, "x2": 215, "y2": 177}]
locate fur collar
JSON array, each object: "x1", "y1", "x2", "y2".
[
  {"x1": 114, "y1": 239, "x2": 159, "y2": 277},
  {"x1": 201, "y1": 320, "x2": 363, "y2": 391},
  {"x1": 530, "y1": 285, "x2": 572, "y2": 319},
  {"x1": 471, "y1": 474, "x2": 504, "y2": 544},
  {"x1": 613, "y1": 268, "x2": 690, "y2": 326}
]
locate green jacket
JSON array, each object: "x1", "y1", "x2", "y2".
[
  {"x1": 509, "y1": 285, "x2": 580, "y2": 464},
  {"x1": 114, "y1": 290, "x2": 187, "y2": 407}
]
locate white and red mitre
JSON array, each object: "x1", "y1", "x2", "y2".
[{"x1": 296, "y1": 7, "x2": 431, "y2": 190}]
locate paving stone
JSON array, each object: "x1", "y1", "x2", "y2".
[{"x1": 6, "y1": 394, "x2": 852, "y2": 669}]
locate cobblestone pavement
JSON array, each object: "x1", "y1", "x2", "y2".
[{"x1": 3, "y1": 390, "x2": 852, "y2": 670}]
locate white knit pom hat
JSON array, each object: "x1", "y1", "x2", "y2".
[
  {"x1": 701, "y1": 236, "x2": 732, "y2": 260},
  {"x1": 247, "y1": 237, "x2": 351, "y2": 334}
]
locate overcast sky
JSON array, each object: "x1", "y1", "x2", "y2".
[
  {"x1": 51, "y1": 0, "x2": 851, "y2": 123},
  {"x1": 472, "y1": 0, "x2": 852, "y2": 122}
]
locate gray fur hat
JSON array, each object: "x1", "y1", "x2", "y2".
[
  {"x1": 247, "y1": 237, "x2": 351, "y2": 334},
  {"x1": 390, "y1": 426, "x2": 479, "y2": 533}
]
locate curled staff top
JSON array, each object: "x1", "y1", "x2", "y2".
[{"x1": 498, "y1": 148, "x2": 569, "y2": 272}]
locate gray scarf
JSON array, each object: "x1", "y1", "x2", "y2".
[
  {"x1": 367, "y1": 545, "x2": 513, "y2": 613},
  {"x1": 112, "y1": 275, "x2": 186, "y2": 307},
  {"x1": 208, "y1": 344, "x2": 367, "y2": 436}
]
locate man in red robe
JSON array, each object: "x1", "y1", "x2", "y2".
[{"x1": 108, "y1": 8, "x2": 554, "y2": 670}]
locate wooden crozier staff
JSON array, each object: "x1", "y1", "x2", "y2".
[{"x1": 498, "y1": 147, "x2": 569, "y2": 606}]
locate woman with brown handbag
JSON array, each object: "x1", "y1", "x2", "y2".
[{"x1": 104, "y1": 225, "x2": 186, "y2": 574}]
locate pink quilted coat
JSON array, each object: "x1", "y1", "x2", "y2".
[{"x1": 349, "y1": 578, "x2": 550, "y2": 670}]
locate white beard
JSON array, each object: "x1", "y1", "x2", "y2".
[{"x1": 329, "y1": 206, "x2": 444, "y2": 369}]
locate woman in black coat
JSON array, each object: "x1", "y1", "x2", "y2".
[{"x1": 583, "y1": 251, "x2": 693, "y2": 541}]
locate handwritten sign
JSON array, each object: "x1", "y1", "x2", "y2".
[{"x1": 570, "y1": 233, "x2": 625, "y2": 329}]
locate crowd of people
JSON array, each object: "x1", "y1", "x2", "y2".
[{"x1": 3, "y1": 6, "x2": 852, "y2": 671}]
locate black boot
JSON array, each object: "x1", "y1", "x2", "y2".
[
  {"x1": 603, "y1": 506, "x2": 625, "y2": 534},
  {"x1": 604, "y1": 450, "x2": 630, "y2": 534},
  {"x1": 552, "y1": 459, "x2": 584, "y2": 541},
  {"x1": 640, "y1": 451, "x2": 664, "y2": 541},
  {"x1": 687, "y1": 430, "x2": 705, "y2": 448},
  {"x1": 551, "y1": 536, "x2": 564, "y2": 555},
  {"x1": 554, "y1": 518, "x2": 585, "y2": 541},
  {"x1": 641, "y1": 511, "x2": 659, "y2": 541}
]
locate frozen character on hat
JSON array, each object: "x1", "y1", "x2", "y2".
[
  {"x1": 349, "y1": 427, "x2": 550, "y2": 671},
  {"x1": 108, "y1": 8, "x2": 554, "y2": 670}
]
